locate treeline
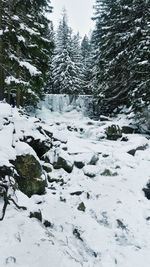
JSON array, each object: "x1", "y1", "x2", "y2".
[{"x1": 0, "y1": 0, "x2": 149, "y2": 118}]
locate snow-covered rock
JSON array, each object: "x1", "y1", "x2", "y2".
[
  {"x1": 83, "y1": 165, "x2": 100, "y2": 178},
  {"x1": 1, "y1": 102, "x2": 150, "y2": 267}
]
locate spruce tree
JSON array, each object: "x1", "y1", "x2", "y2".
[
  {"x1": 81, "y1": 35, "x2": 93, "y2": 94},
  {"x1": 52, "y1": 10, "x2": 83, "y2": 95},
  {"x1": 92, "y1": 0, "x2": 150, "y2": 115},
  {"x1": 0, "y1": 0, "x2": 54, "y2": 106}
]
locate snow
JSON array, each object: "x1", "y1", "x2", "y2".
[
  {"x1": 19, "y1": 61, "x2": 41, "y2": 76},
  {"x1": 0, "y1": 102, "x2": 150, "y2": 267},
  {"x1": 5, "y1": 76, "x2": 28, "y2": 85},
  {"x1": 15, "y1": 142, "x2": 37, "y2": 157}
]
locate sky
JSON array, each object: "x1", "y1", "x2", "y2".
[{"x1": 51, "y1": 0, "x2": 95, "y2": 37}]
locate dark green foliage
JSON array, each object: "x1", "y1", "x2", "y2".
[
  {"x1": 92, "y1": 0, "x2": 150, "y2": 115},
  {"x1": 0, "y1": 0, "x2": 54, "y2": 106}
]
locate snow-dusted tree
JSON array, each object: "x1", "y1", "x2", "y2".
[
  {"x1": 92, "y1": 0, "x2": 150, "y2": 114},
  {"x1": 0, "y1": 0, "x2": 54, "y2": 106},
  {"x1": 128, "y1": 0, "x2": 150, "y2": 113},
  {"x1": 70, "y1": 32, "x2": 84, "y2": 94},
  {"x1": 52, "y1": 10, "x2": 83, "y2": 95},
  {"x1": 81, "y1": 35, "x2": 93, "y2": 94}
]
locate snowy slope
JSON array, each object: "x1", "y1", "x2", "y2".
[{"x1": 0, "y1": 103, "x2": 150, "y2": 267}]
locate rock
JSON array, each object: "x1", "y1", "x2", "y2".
[
  {"x1": 23, "y1": 136, "x2": 52, "y2": 159},
  {"x1": 15, "y1": 154, "x2": 42, "y2": 178},
  {"x1": 14, "y1": 154, "x2": 46, "y2": 197},
  {"x1": 121, "y1": 125, "x2": 136, "y2": 134},
  {"x1": 77, "y1": 202, "x2": 86, "y2": 212},
  {"x1": 88, "y1": 153, "x2": 99, "y2": 165},
  {"x1": 102, "y1": 154, "x2": 109, "y2": 158},
  {"x1": 127, "y1": 149, "x2": 136, "y2": 156},
  {"x1": 43, "y1": 220, "x2": 53, "y2": 228},
  {"x1": 53, "y1": 151, "x2": 74, "y2": 173},
  {"x1": 143, "y1": 182, "x2": 150, "y2": 200},
  {"x1": 42, "y1": 163, "x2": 53, "y2": 173},
  {"x1": 62, "y1": 146, "x2": 68, "y2": 151},
  {"x1": 83, "y1": 165, "x2": 99, "y2": 178},
  {"x1": 105, "y1": 125, "x2": 122, "y2": 141},
  {"x1": 86, "y1": 121, "x2": 94, "y2": 125},
  {"x1": 74, "y1": 153, "x2": 99, "y2": 169},
  {"x1": 70, "y1": 191, "x2": 83, "y2": 196},
  {"x1": 74, "y1": 160, "x2": 85, "y2": 169},
  {"x1": 101, "y1": 169, "x2": 118, "y2": 176},
  {"x1": 47, "y1": 176, "x2": 64, "y2": 185},
  {"x1": 143, "y1": 188, "x2": 150, "y2": 200},
  {"x1": 127, "y1": 144, "x2": 148, "y2": 156},
  {"x1": 121, "y1": 136, "x2": 128, "y2": 142},
  {"x1": 29, "y1": 210, "x2": 42, "y2": 222}
]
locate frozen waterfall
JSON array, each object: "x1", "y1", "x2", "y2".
[{"x1": 38, "y1": 94, "x2": 95, "y2": 117}]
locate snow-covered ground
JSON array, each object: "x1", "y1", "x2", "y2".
[{"x1": 0, "y1": 102, "x2": 150, "y2": 267}]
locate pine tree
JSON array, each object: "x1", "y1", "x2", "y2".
[
  {"x1": 128, "y1": 0, "x2": 150, "y2": 112},
  {"x1": 70, "y1": 32, "x2": 84, "y2": 94},
  {"x1": 0, "y1": 0, "x2": 54, "y2": 106},
  {"x1": 92, "y1": 0, "x2": 150, "y2": 115},
  {"x1": 52, "y1": 10, "x2": 83, "y2": 95},
  {"x1": 81, "y1": 35, "x2": 93, "y2": 94}
]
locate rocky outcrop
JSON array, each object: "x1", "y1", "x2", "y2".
[{"x1": 14, "y1": 154, "x2": 46, "y2": 197}]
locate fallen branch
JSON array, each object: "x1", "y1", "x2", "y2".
[{"x1": 0, "y1": 183, "x2": 27, "y2": 221}]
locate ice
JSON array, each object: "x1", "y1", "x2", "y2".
[{"x1": 37, "y1": 94, "x2": 94, "y2": 116}]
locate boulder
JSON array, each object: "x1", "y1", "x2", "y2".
[
  {"x1": 127, "y1": 144, "x2": 148, "y2": 156},
  {"x1": 83, "y1": 165, "x2": 99, "y2": 178},
  {"x1": 23, "y1": 136, "x2": 52, "y2": 159},
  {"x1": 121, "y1": 125, "x2": 136, "y2": 134},
  {"x1": 88, "y1": 153, "x2": 99, "y2": 165},
  {"x1": 74, "y1": 160, "x2": 85, "y2": 169},
  {"x1": 53, "y1": 154, "x2": 74, "y2": 173},
  {"x1": 105, "y1": 125, "x2": 122, "y2": 141},
  {"x1": 14, "y1": 154, "x2": 46, "y2": 197},
  {"x1": 53, "y1": 151, "x2": 74, "y2": 173}
]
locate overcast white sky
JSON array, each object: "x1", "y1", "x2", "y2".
[{"x1": 51, "y1": 0, "x2": 95, "y2": 37}]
